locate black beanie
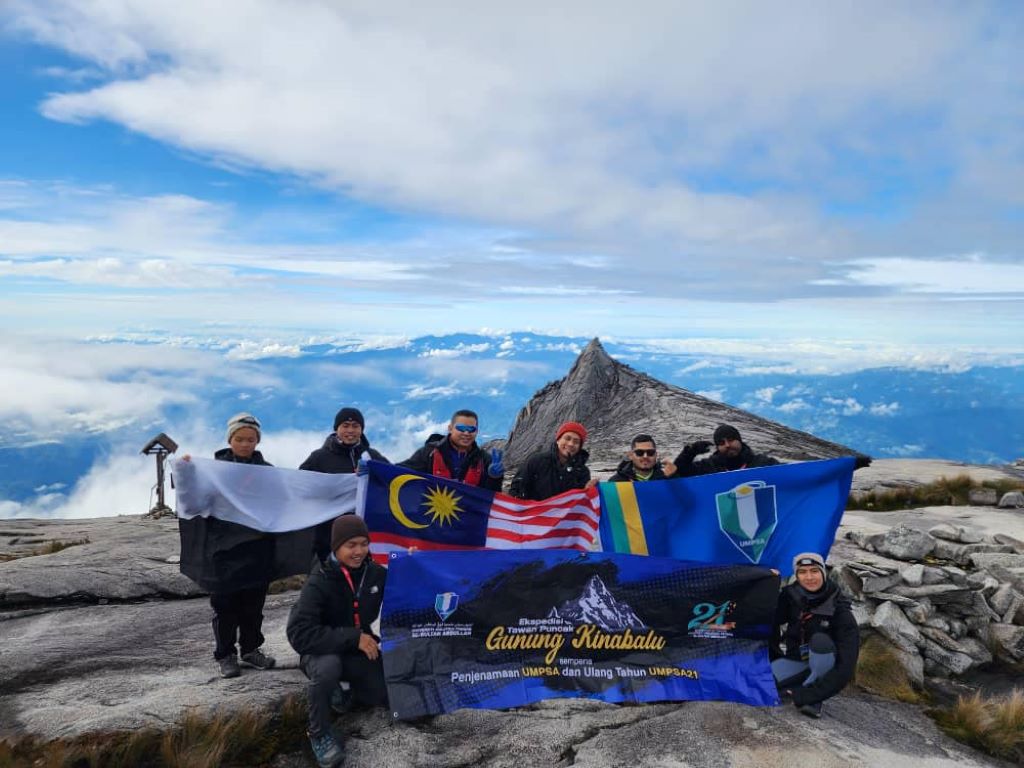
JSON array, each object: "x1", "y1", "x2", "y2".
[
  {"x1": 713, "y1": 424, "x2": 741, "y2": 444},
  {"x1": 333, "y1": 407, "x2": 365, "y2": 430},
  {"x1": 330, "y1": 514, "x2": 369, "y2": 552}
]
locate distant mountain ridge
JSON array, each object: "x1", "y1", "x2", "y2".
[{"x1": 505, "y1": 338, "x2": 866, "y2": 471}]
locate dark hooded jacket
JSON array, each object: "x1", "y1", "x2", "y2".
[
  {"x1": 300, "y1": 434, "x2": 389, "y2": 562},
  {"x1": 287, "y1": 556, "x2": 387, "y2": 656},
  {"x1": 509, "y1": 443, "x2": 591, "y2": 501},
  {"x1": 178, "y1": 448, "x2": 313, "y2": 592},
  {"x1": 770, "y1": 577, "x2": 860, "y2": 706},
  {"x1": 399, "y1": 437, "x2": 503, "y2": 492},
  {"x1": 674, "y1": 442, "x2": 780, "y2": 477},
  {"x1": 608, "y1": 458, "x2": 668, "y2": 483}
]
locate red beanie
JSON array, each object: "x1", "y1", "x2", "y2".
[{"x1": 556, "y1": 421, "x2": 587, "y2": 444}]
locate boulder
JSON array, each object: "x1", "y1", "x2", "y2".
[
  {"x1": 871, "y1": 525, "x2": 935, "y2": 562},
  {"x1": 919, "y1": 626, "x2": 971, "y2": 655},
  {"x1": 947, "y1": 618, "x2": 968, "y2": 639},
  {"x1": 987, "y1": 583, "x2": 1020, "y2": 615},
  {"x1": 871, "y1": 601, "x2": 922, "y2": 652},
  {"x1": 845, "y1": 531, "x2": 877, "y2": 551},
  {"x1": 989, "y1": 623, "x2": 1024, "y2": 662},
  {"x1": 851, "y1": 602, "x2": 875, "y2": 628},
  {"x1": 872, "y1": 592, "x2": 921, "y2": 608},
  {"x1": 969, "y1": 552, "x2": 1024, "y2": 571},
  {"x1": 901, "y1": 564, "x2": 924, "y2": 587},
  {"x1": 958, "y1": 636, "x2": 994, "y2": 666},
  {"x1": 904, "y1": 598, "x2": 933, "y2": 625},
  {"x1": 968, "y1": 488, "x2": 999, "y2": 506},
  {"x1": 931, "y1": 540, "x2": 1015, "y2": 566},
  {"x1": 921, "y1": 566, "x2": 950, "y2": 585},
  {"x1": 994, "y1": 532, "x2": 1024, "y2": 552},
  {"x1": 920, "y1": 637, "x2": 974, "y2": 675},
  {"x1": 999, "y1": 491, "x2": 1024, "y2": 509},
  {"x1": 927, "y1": 524, "x2": 984, "y2": 544},
  {"x1": 924, "y1": 617, "x2": 951, "y2": 633},
  {"x1": 834, "y1": 564, "x2": 902, "y2": 597},
  {"x1": 1003, "y1": 596, "x2": 1024, "y2": 625}
]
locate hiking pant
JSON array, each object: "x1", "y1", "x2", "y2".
[
  {"x1": 771, "y1": 632, "x2": 836, "y2": 692},
  {"x1": 210, "y1": 584, "x2": 269, "y2": 660},
  {"x1": 301, "y1": 652, "x2": 388, "y2": 736}
]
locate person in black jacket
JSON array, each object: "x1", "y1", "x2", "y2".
[
  {"x1": 509, "y1": 421, "x2": 596, "y2": 501},
  {"x1": 667, "y1": 424, "x2": 781, "y2": 478},
  {"x1": 399, "y1": 409, "x2": 503, "y2": 491},
  {"x1": 300, "y1": 407, "x2": 389, "y2": 563},
  {"x1": 287, "y1": 514, "x2": 387, "y2": 768},
  {"x1": 180, "y1": 412, "x2": 279, "y2": 678},
  {"x1": 608, "y1": 434, "x2": 669, "y2": 483},
  {"x1": 770, "y1": 552, "x2": 860, "y2": 718}
]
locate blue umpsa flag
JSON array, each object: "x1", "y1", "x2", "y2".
[{"x1": 598, "y1": 458, "x2": 854, "y2": 576}]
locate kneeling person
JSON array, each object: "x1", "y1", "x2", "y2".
[
  {"x1": 771, "y1": 552, "x2": 859, "y2": 718},
  {"x1": 286, "y1": 515, "x2": 387, "y2": 767}
]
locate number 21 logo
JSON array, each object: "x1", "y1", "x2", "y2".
[{"x1": 687, "y1": 600, "x2": 734, "y2": 630}]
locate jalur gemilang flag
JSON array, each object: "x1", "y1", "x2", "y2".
[{"x1": 359, "y1": 461, "x2": 601, "y2": 562}]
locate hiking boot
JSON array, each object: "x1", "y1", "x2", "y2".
[
  {"x1": 798, "y1": 700, "x2": 823, "y2": 719},
  {"x1": 331, "y1": 685, "x2": 354, "y2": 714},
  {"x1": 308, "y1": 730, "x2": 345, "y2": 768},
  {"x1": 240, "y1": 649, "x2": 276, "y2": 670},
  {"x1": 218, "y1": 655, "x2": 240, "y2": 678}
]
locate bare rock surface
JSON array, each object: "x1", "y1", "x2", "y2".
[
  {"x1": 503, "y1": 339, "x2": 865, "y2": 471},
  {"x1": 849, "y1": 460, "x2": 1019, "y2": 492}
]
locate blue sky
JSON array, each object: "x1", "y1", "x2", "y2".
[{"x1": 0, "y1": 1, "x2": 1022, "y2": 350}]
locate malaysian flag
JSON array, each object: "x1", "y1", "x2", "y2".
[{"x1": 359, "y1": 461, "x2": 600, "y2": 563}]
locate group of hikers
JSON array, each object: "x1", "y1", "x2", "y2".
[{"x1": 189, "y1": 406, "x2": 860, "y2": 768}]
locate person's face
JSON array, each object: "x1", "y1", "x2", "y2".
[
  {"x1": 717, "y1": 437, "x2": 742, "y2": 457},
  {"x1": 556, "y1": 431, "x2": 583, "y2": 461},
  {"x1": 796, "y1": 564, "x2": 824, "y2": 592},
  {"x1": 228, "y1": 427, "x2": 259, "y2": 458},
  {"x1": 335, "y1": 419, "x2": 363, "y2": 445},
  {"x1": 334, "y1": 536, "x2": 370, "y2": 568},
  {"x1": 630, "y1": 441, "x2": 657, "y2": 471},
  {"x1": 448, "y1": 416, "x2": 478, "y2": 450}
]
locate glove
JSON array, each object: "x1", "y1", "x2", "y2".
[
  {"x1": 488, "y1": 448, "x2": 504, "y2": 478},
  {"x1": 356, "y1": 457, "x2": 369, "y2": 476},
  {"x1": 681, "y1": 440, "x2": 713, "y2": 460}
]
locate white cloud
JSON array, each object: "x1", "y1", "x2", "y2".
[
  {"x1": 869, "y1": 401, "x2": 901, "y2": 416},
  {"x1": 823, "y1": 396, "x2": 864, "y2": 416},
  {"x1": 405, "y1": 383, "x2": 460, "y2": 400},
  {"x1": 840, "y1": 256, "x2": 1024, "y2": 295},
  {"x1": 695, "y1": 389, "x2": 725, "y2": 402},
  {"x1": 777, "y1": 399, "x2": 810, "y2": 413},
  {"x1": 753, "y1": 386, "x2": 782, "y2": 404}
]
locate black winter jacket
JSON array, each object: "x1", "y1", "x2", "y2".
[
  {"x1": 509, "y1": 443, "x2": 591, "y2": 501},
  {"x1": 286, "y1": 558, "x2": 387, "y2": 657},
  {"x1": 770, "y1": 579, "x2": 860, "y2": 706},
  {"x1": 399, "y1": 438, "x2": 502, "y2": 492},
  {"x1": 300, "y1": 434, "x2": 389, "y2": 562},
  {"x1": 299, "y1": 434, "x2": 389, "y2": 474},
  {"x1": 608, "y1": 458, "x2": 668, "y2": 483},
  {"x1": 674, "y1": 442, "x2": 780, "y2": 477}
]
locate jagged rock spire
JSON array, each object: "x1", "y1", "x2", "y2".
[{"x1": 504, "y1": 338, "x2": 862, "y2": 472}]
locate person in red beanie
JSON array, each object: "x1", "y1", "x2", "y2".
[{"x1": 509, "y1": 421, "x2": 596, "y2": 501}]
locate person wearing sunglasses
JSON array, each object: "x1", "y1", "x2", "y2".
[
  {"x1": 608, "y1": 434, "x2": 669, "y2": 483},
  {"x1": 398, "y1": 409, "x2": 504, "y2": 491}
]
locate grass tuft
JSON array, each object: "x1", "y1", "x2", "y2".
[
  {"x1": 848, "y1": 474, "x2": 1024, "y2": 511},
  {"x1": 933, "y1": 689, "x2": 1024, "y2": 762},
  {"x1": 854, "y1": 634, "x2": 923, "y2": 703}
]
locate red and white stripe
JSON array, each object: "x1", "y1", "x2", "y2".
[{"x1": 485, "y1": 487, "x2": 601, "y2": 550}]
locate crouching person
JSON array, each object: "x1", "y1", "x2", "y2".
[
  {"x1": 286, "y1": 515, "x2": 387, "y2": 767},
  {"x1": 771, "y1": 552, "x2": 859, "y2": 718}
]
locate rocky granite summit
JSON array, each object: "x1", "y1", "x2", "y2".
[{"x1": 504, "y1": 338, "x2": 867, "y2": 471}]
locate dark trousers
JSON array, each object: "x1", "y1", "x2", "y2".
[
  {"x1": 301, "y1": 652, "x2": 388, "y2": 735},
  {"x1": 210, "y1": 584, "x2": 269, "y2": 660}
]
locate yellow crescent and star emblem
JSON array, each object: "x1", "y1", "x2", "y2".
[{"x1": 388, "y1": 474, "x2": 464, "y2": 529}]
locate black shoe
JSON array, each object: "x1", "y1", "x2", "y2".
[
  {"x1": 331, "y1": 686, "x2": 354, "y2": 714},
  {"x1": 798, "y1": 700, "x2": 823, "y2": 719},
  {"x1": 218, "y1": 655, "x2": 241, "y2": 678},
  {"x1": 240, "y1": 649, "x2": 276, "y2": 669}
]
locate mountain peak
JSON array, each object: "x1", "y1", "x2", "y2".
[{"x1": 504, "y1": 338, "x2": 862, "y2": 472}]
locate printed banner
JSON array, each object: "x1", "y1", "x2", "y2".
[
  {"x1": 362, "y1": 461, "x2": 600, "y2": 562},
  {"x1": 599, "y1": 458, "x2": 854, "y2": 576},
  {"x1": 173, "y1": 457, "x2": 360, "y2": 531},
  {"x1": 381, "y1": 549, "x2": 780, "y2": 718}
]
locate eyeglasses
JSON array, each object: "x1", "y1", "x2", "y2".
[
  {"x1": 453, "y1": 424, "x2": 478, "y2": 434},
  {"x1": 632, "y1": 449, "x2": 656, "y2": 457}
]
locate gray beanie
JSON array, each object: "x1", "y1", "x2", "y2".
[
  {"x1": 792, "y1": 552, "x2": 827, "y2": 577},
  {"x1": 226, "y1": 412, "x2": 261, "y2": 443}
]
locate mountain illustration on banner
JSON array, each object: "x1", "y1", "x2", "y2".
[{"x1": 547, "y1": 575, "x2": 645, "y2": 630}]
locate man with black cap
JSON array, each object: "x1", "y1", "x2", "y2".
[
  {"x1": 771, "y1": 552, "x2": 859, "y2": 718},
  {"x1": 300, "y1": 407, "x2": 390, "y2": 563},
  {"x1": 667, "y1": 423, "x2": 780, "y2": 478},
  {"x1": 287, "y1": 514, "x2": 387, "y2": 767}
]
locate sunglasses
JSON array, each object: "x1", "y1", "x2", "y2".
[
  {"x1": 453, "y1": 424, "x2": 478, "y2": 434},
  {"x1": 632, "y1": 449, "x2": 656, "y2": 457}
]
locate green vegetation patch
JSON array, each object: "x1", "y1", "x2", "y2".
[
  {"x1": 854, "y1": 634, "x2": 923, "y2": 704},
  {"x1": 0, "y1": 695, "x2": 308, "y2": 768},
  {"x1": 848, "y1": 475, "x2": 1024, "y2": 512},
  {"x1": 933, "y1": 689, "x2": 1024, "y2": 764}
]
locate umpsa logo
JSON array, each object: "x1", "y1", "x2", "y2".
[
  {"x1": 715, "y1": 481, "x2": 778, "y2": 563},
  {"x1": 435, "y1": 592, "x2": 459, "y2": 622}
]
